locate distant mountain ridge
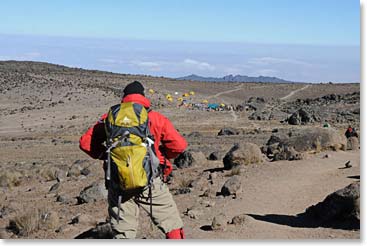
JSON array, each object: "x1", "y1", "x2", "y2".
[{"x1": 176, "y1": 74, "x2": 293, "y2": 83}]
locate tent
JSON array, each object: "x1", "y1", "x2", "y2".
[
  {"x1": 189, "y1": 91, "x2": 195, "y2": 96},
  {"x1": 148, "y1": 89, "x2": 155, "y2": 94},
  {"x1": 208, "y1": 103, "x2": 219, "y2": 110}
]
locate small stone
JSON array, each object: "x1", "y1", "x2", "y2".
[
  {"x1": 345, "y1": 161, "x2": 352, "y2": 168},
  {"x1": 208, "y1": 152, "x2": 220, "y2": 161},
  {"x1": 200, "y1": 200, "x2": 215, "y2": 207},
  {"x1": 71, "y1": 214, "x2": 96, "y2": 225},
  {"x1": 211, "y1": 213, "x2": 227, "y2": 230},
  {"x1": 174, "y1": 187, "x2": 191, "y2": 195},
  {"x1": 185, "y1": 206, "x2": 203, "y2": 219},
  {"x1": 56, "y1": 195, "x2": 69, "y2": 203},
  {"x1": 55, "y1": 225, "x2": 67, "y2": 233},
  {"x1": 49, "y1": 182, "x2": 60, "y2": 193},
  {"x1": 81, "y1": 167, "x2": 91, "y2": 176},
  {"x1": 221, "y1": 176, "x2": 241, "y2": 197},
  {"x1": 230, "y1": 214, "x2": 249, "y2": 225}
]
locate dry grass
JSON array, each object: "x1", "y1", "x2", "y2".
[
  {"x1": 178, "y1": 178, "x2": 193, "y2": 189},
  {"x1": 37, "y1": 166, "x2": 59, "y2": 181},
  {"x1": 9, "y1": 206, "x2": 59, "y2": 237},
  {"x1": 0, "y1": 171, "x2": 22, "y2": 188}
]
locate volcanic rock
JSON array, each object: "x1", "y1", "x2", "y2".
[{"x1": 223, "y1": 143, "x2": 263, "y2": 170}]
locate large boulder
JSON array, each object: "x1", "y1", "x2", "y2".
[
  {"x1": 288, "y1": 108, "x2": 313, "y2": 125},
  {"x1": 208, "y1": 151, "x2": 220, "y2": 161},
  {"x1": 287, "y1": 127, "x2": 346, "y2": 152},
  {"x1": 305, "y1": 182, "x2": 360, "y2": 227},
  {"x1": 75, "y1": 222, "x2": 114, "y2": 239},
  {"x1": 248, "y1": 110, "x2": 271, "y2": 121},
  {"x1": 223, "y1": 143, "x2": 263, "y2": 170},
  {"x1": 221, "y1": 176, "x2": 241, "y2": 197},
  {"x1": 174, "y1": 151, "x2": 193, "y2": 168},
  {"x1": 218, "y1": 128, "x2": 239, "y2": 136},
  {"x1": 272, "y1": 144, "x2": 303, "y2": 161},
  {"x1": 78, "y1": 182, "x2": 107, "y2": 204},
  {"x1": 245, "y1": 97, "x2": 266, "y2": 112},
  {"x1": 266, "y1": 135, "x2": 283, "y2": 146},
  {"x1": 191, "y1": 151, "x2": 207, "y2": 165},
  {"x1": 211, "y1": 213, "x2": 228, "y2": 231},
  {"x1": 174, "y1": 151, "x2": 206, "y2": 168},
  {"x1": 264, "y1": 127, "x2": 346, "y2": 161}
]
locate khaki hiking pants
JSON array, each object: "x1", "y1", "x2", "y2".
[{"x1": 108, "y1": 177, "x2": 183, "y2": 239}]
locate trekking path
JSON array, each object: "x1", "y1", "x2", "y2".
[
  {"x1": 184, "y1": 149, "x2": 360, "y2": 239},
  {"x1": 280, "y1": 84, "x2": 311, "y2": 101},
  {"x1": 208, "y1": 84, "x2": 244, "y2": 99}
]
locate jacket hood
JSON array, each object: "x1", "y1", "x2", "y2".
[{"x1": 122, "y1": 93, "x2": 151, "y2": 108}]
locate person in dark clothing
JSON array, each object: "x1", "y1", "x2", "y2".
[{"x1": 345, "y1": 125, "x2": 358, "y2": 139}]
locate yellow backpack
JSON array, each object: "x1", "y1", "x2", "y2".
[{"x1": 104, "y1": 102, "x2": 159, "y2": 191}]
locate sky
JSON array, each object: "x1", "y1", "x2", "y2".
[{"x1": 0, "y1": 0, "x2": 361, "y2": 82}]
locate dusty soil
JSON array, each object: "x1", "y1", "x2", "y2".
[{"x1": 0, "y1": 61, "x2": 360, "y2": 239}]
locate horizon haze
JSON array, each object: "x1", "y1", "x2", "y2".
[{"x1": 0, "y1": 0, "x2": 361, "y2": 83}]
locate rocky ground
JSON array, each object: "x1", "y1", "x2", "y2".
[{"x1": 0, "y1": 61, "x2": 360, "y2": 239}]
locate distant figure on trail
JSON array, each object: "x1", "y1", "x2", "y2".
[
  {"x1": 79, "y1": 81, "x2": 187, "y2": 239},
  {"x1": 345, "y1": 125, "x2": 358, "y2": 139}
]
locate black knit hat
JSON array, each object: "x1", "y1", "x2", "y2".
[{"x1": 122, "y1": 81, "x2": 145, "y2": 97}]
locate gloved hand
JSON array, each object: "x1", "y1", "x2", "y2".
[{"x1": 158, "y1": 164, "x2": 172, "y2": 183}]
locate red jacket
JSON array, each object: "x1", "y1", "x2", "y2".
[{"x1": 79, "y1": 94, "x2": 187, "y2": 176}]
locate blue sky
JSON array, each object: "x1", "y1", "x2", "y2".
[{"x1": 0, "y1": 0, "x2": 361, "y2": 82}]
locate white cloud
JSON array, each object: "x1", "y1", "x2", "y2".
[
  {"x1": 183, "y1": 58, "x2": 215, "y2": 71},
  {"x1": 98, "y1": 58, "x2": 121, "y2": 64},
  {"x1": 254, "y1": 69, "x2": 279, "y2": 76},
  {"x1": 131, "y1": 60, "x2": 161, "y2": 71},
  {"x1": 23, "y1": 52, "x2": 41, "y2": 58},
  {"x1": 248, "y1": 57, "x2": 312, "y2": 66},
  {"x1": 224, "y1": 67, "x2": 243, "y2": 75}
]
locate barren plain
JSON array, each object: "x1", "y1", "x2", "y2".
[{"x1": 0, "y1": 61, "x2": 360, "y2": 239}]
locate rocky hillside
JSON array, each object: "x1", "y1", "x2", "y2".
[{"x1": 0, "y1": 61, "x2": 360, "y2": 239}]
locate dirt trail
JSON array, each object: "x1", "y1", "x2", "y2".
[
  {"x1": 280, "y1": 84, "x2": 311, "y2": 101},
  {"x1": 185, "y1": 150, "x2": 360, "y2": 239},
  {"x1": 208, "y1": 84, "x2": 244, "y2": 99}
]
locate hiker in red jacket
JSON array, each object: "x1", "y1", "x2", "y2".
[{"x1": 80, "y1": 81, "x2": 187, "y2": 239}]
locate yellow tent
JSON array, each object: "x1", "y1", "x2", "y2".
[
  {"x1": 166, "y1": 93, "x2": 172, "y2": 98},
  {"x1": 167, "y1": 97, "x2": 173, "y2": 102},
  {"x1": 202, "y1": 99, "x2": 208, "y2": 104},
  {"x1": 220, "y1": 103, "x2": 225, "y2": 107},
  {"x1": 189, "y1": 91, "x2": 195, "y2": 96},
  {"x1": 177, "y1": 97, "x2": 183, "y2": 102},
  {"x1": 148, "y1": 89, "x2": 155, "y2": 94},
  {"x1": 183, "y1": 93, "x2": 189, "y2": 97}
]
